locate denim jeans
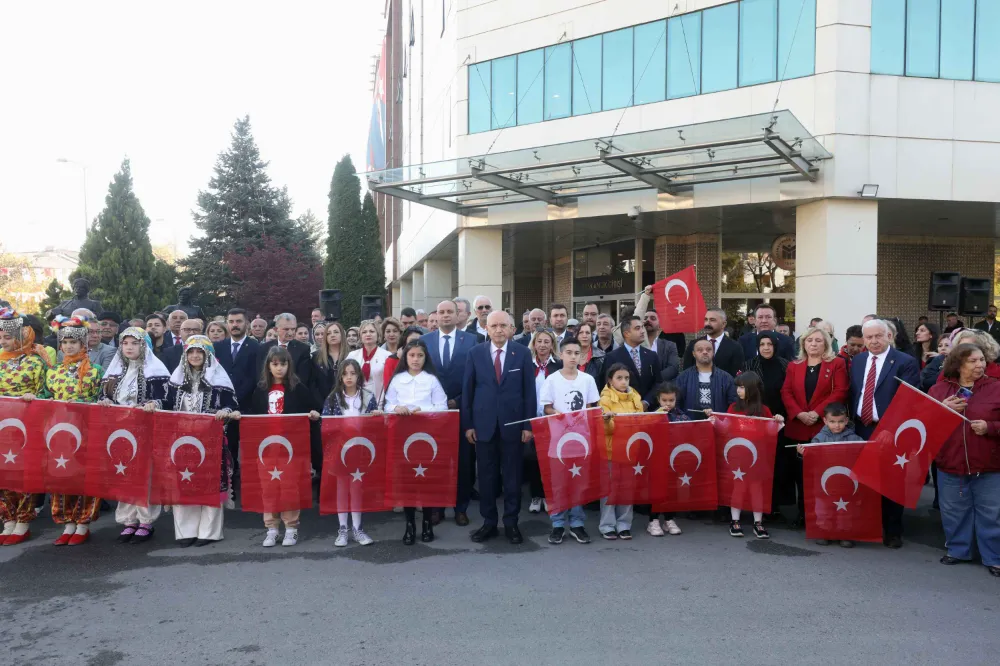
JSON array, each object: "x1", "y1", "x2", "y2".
[
  {"x1": 937, "y1": 470, "x2": 1000, "y2": 567},
  {"x1": 550, "y1": 505, "x2": 585, "y2": 528},
  {"x1": 598, "y1": 497, "x2": 633, "y2": 534}
]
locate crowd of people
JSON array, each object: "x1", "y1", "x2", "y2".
[{"x1": 0, "y1": 289, "x2": 997, "y2": 579}]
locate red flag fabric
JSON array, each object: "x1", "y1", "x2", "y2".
[
  {"x1": 385, "y1": 411, "x2": 459, "y2": 507},
  {"x1": 852, "y1": 382, "x2": 964, "y2": 509},
  {"x1": 239, "y1": 415, "x2": 313, "y2": 513},
  {"x1": 0, "y1": 397, "x2": 32, "y2": 492},
  {"x1": 653, "y1": 265, "x2": 707, "y2": 334},
  {"x1": 653, "y1": 420, "x2": 719, "y2": 512},
  {"x1": 607, "y1": 414, "x2": 670, "y2": 505},
  {"x1": 714, "y1": 413, "x2": 780, "y2": 513},
  {"x1": 803, "y1": 443, "x2": 882, "y2": 542},
  {"x1": 84, "y1": 405, "x2": 154, "y2": 506},
  {"x1": 22, "y1": 400, "x2": 91, "y2": 495},
  {"x1": 319, "y1": 415, "x2": 388, "y2": 514},
  {"x1": 149, "y1": 413, "x2": 224, "y2": 506},
  {"x1": 533, "y1": 409, "x2": 608, "y2": 514}
]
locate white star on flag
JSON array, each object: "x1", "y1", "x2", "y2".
[
  {"x1": 732, "y1": 467, "x2": 745, "y2": 481},
  {"x1": 114, "y1": 462, "x2": 127, "y2": 475},
  {"x1": 893, "y1": 454, "x2": 909, "y2": 469},
  {"x1": 568, "y1": 464, "x2": 582, "y2": 477},
  {"x1": 351, "y1": 468, "x2": 365, "y2": 482},
  {"x1": 675, "y1": 303, "x2": 686, "y2": 314},
  {"x1": 633, "y1": 462, "x2": 645, "y2": 476},
  {"x1": 413, "y1": 464, "x2": 427, "y2": 477},
  {"x1": 2, "y1": 449, "x2": 16, "y2": 464},
  {"x1": 54, "y1": 455, "x2": 69, "y2": 469},
  {"x1": 833, "y1": 498, "x2": 850, "y2": 512},
  {"x1": 268, "y1": 467, "x2": 283, "y2": 481},
  {"x1": 179, "y1": 468, "x2": 194, "y2": 482},
  {"x1": 679, "y1": 473, "x2": 692, "y2": 486}
]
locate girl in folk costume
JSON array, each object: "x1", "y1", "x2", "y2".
[
  {"x1": 161, "y1": 335, "x2": 237, "y2": 547},
  {"x1": 346, "y1": 320, "x2": 392, "y2": 406},
  {"x1": 0, "y1": 308, "x2": 47, "y2": 545},
  {"x1": 99, "y1": 326, "x2": 171, "y2": 544}
]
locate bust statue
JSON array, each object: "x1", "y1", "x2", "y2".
[
  {"x1": 53, "y1": 278, "x2": 103, "y2": 318},
  {"x1": 163, "y1": 287, "x2": 207, "y2": 320}
]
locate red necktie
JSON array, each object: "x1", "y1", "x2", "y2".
[
  {"x1": 860, "y1": 357, "x2": 878, "y2": 425},
  {"x1": 494, "y1": 348, "x2": 502, "y2": 383}
]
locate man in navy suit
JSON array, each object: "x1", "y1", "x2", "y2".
[
  {"x1": 462, "y1": 310, "x2": 536, "y2": 544},
  {"x1": 849, "y1": 318, "x2": 921, "y2": 549},
  {"x1": 602, "y1": 315, "x2": 662, "y2": 408},
  {"x1": 738, "y1": 304, "x2": 795, "y2": 361},
  {"x1": 422, "y1": 299, "x2": 479, "y2": 526},
  {"x1": 213, "y1": 308, "x2": 260, "y2": 467}
]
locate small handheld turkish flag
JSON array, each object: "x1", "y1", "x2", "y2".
[
  {"x1": 713, "y1": 413, "x2": 780, "y2": 513},
  {"x1": 84, "y1": 405, "x2": 154, "y2": 506},
  {"x1": 803, "y1": 443, "x2": 882, "y2": 542},
  {"x1": 239, "y1": 415, "x2": 313, "y2": 513},
  {"x1": 652, "y1": 420, "x2": 718, "y2": 513},
  {"x1": 0, "y1": 397, "x2": 32, "y2": 492},
  {"x1": 607, "y1": 413, "x2": 670, "y2": 505},
  {"x1": 22, "y1": 400, "x2": 90, "y2": 495},
  {"x1": 385, "y1": 411, "x2": 459, "y2": 507},
  {"x1": 149, "y1": 412, "x2": 224, "y2": 506},
  {"x1": 653, "y1": 265, "x2": 707, "y2": 334},
  {"x1": 320, "y1": 415, "x2": 388, "y2": 514},
  {"x1": 852, "y1": 382, "x2": 964, "y2": 509},
  {"x1": 533, "y1": 409, "x2": 608, "y2": 514}
]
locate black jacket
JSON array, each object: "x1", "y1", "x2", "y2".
[
  {"x1": 683, "y1": 335, "x2": 745, "y2": 378},
  {"x1": 256, "y1": 340, "x2": 314, "y2": 394},
  {"x1": 213, "y1": 337, "x2": 259, "y2": 408},
  {"x1": 603, "y1": 344, "x2": 661, "y2": 407},
  {"x1": 249, "y1": 380, "x2": 320, "y2": 416}
]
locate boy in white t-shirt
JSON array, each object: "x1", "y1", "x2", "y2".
[{"x1": 540, "y1": 337, "x2": 600, "y2": 545}]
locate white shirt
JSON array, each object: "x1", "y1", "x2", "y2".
[
  {"x1": 347, "y1": 346, "x2": 393, "y2": 404},
  {"x1": 340, "y1": 391, "x2": 363, "y2": 416},
  {"x1": 533, "y1": 357, "x2": 555, "y2": 416},
  {"x1": 438, "y1": 329, "x2": 457, "y2": 366},
  {"x1": 384, "y1": 371, "x2": 448, "y2": 412},
  {"x1": 490, "y1": 341, "x2": 508, "y2": 374},
  {"x1": 540, "y1": 371, "x2": 600, "y2": 413},
  {"x1": 856, "y1": 349, "x2": 890, "y2": 421},
  {"x1": 555, "y1": 330, "x2": 568, "y2": 343}
]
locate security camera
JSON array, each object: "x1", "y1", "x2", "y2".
[{"x1": 627, "y1": 205, "x2": 641, "y2": 220}]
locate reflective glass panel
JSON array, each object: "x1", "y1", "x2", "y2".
[
  {"x1": 516, "y1": 49, "x2": 544, "y2": 125},
  {"x1": 491, "y1": 55, "x2": 516, "y2": 129},
  {"x1": 544, "y1": 43, "x2": 571, "y2": 120},
  {"x1": 667, "y1": 12, "x2": 701, "y2": 98},
  {"x1": 740, "y1": 0, "x2": 778, "y2": 86},
  {"x1": 976, "y1": 0, "x2": 1000, "y2": 82},
  {"x1": 633, "y1": 20, "x2": 666, "y2": 105},
  {"x1": 777, "y1": 0, "x2": 815, "y2": 80},
  {"x1": 905, "y1": 0, "x2": 940, "y2": 78},
  {"x1": 940, "y1": 0, "x2": 975, "y2": 80},
  {"x1": 468, "y1": 61, "x2": 492, "y2": 134},
  {"x1": 572, "y1": 35, "x2": 602, "y2": 116},
  {"x1": 603, "y1": 27, "x2": 634, "y2": 110},
  {"x1": 870, "y1": 0, "x2": 905, "y2": 75},
  {"x1": 702, "y1": 3, "x2": 739, "y2": 93}
]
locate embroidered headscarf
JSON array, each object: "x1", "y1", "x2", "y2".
[
  {"x1": 101, "y1": 326, "x2": 171, "y2": 404},
  {"x1": 0, "y1": 307, "x2": 41, "y2": 362},
  {"x1": 170, "y1": 334, "x2": 234, "y2": 392},
  {"x1": 52, "y1": 315, "x2": 93, "y2": 394}
]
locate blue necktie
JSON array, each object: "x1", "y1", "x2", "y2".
[
  {"x1": 232, "y1": 341, "x2": 240, "y2": 359},
  {"x1": 441, "y1": 335, "x2": 451, "y2": 371}
]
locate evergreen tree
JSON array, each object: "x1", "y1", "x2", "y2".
[
  {"x1": 71, "y1": 159, "x2": 176, "y2": 317},
  {"x1": 325, "y1": 156, "x2": 385, "y2": 324},
  {"x1": 37, "y1": 279, "x2": 71, "y2": 317}
]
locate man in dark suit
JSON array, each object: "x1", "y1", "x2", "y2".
[
  {"x1": 974, "y1": 305, "x2": 1000, "y2": 345},
  {"x1": 684, "y1": 308, "x2": 746, "y2": 378},
  {"x1": 213, "y1": 308, "x2": 259, "y2": 467},
  {"x1": 849, "y1": 319, "x2": 921, "y2": 549},
  {"x1": 255, "y1": 313, "x2": 314, "y2": 394},
  {"x1": 462, "y1": 310, "x2": 536, "y2": 544},
  {"x1": 737, "y1": 304, "x2": 795, "y2": 361},
  {"x1": 162, "y1": 318, "x2": 206, "y2": 373},
  {"x1": 603, "y1": 315, "x2": 661, "y2": 408},
  {"x1": 641, "y1": 309, "x2": 680, "y2": 382},
  {"x1": 464, "y1": 295, "x2": 492, "y2": 339},
  {"x1": 422, "y1": 299, "x2": 479, "y2": 526}
]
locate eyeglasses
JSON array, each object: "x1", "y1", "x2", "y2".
[{"x1": 476, "y1": 305, "x2": 492, "y2": 311}]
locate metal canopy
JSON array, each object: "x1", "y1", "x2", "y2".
[{"x1": 365, "y1": 110, "x2": 831, "y2": 214}]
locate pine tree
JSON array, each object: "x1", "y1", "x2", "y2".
[
  {"x1": 325, "y1": 156, "x2": 385, "y2": 324},
  {"x1": 71, "y1": 159, "x2": 176, "y2": 317},
  {"x1": 183, "y1": 115, "x2": 319, "y2": 312},
  {"x1": 36, "y1": 279, "x2": 71, "y2": 317}
]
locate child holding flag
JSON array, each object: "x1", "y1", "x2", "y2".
[
  {"x1": 648, "y1": 383, "x2": 688, "y2": 536},
  {"x1": 598, "y1": 363, "x2": 641, "y2": 540}
]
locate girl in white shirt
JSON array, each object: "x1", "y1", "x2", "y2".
[
  {"x1": 346, "y1": 320, "x2": 392, "y2": 406},
  {"x1": 384, "y1": 340, "x2": 448, "y2": 545}
]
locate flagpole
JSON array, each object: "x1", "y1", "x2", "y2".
[
  {"x1": 784, "y1": 441, "x2": 871, "y2": 448},
  {"x1": 894, "y1": 377, "x2": 971, "y2": 422},
  {"x1": 503, "y1": 406, "x2": 601, "y2": 427}
]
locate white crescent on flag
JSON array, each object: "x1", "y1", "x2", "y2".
[
  {"x1": 258, "y1": 435, "x2": 294, "y2": 466},
  {"x1": 723, "y1": 437, "x2": 758, "y2": 468},
  {"x1": 46, "y1": 422, "x2": 83, "y2": 454},
  {"x1": 820, "y1": 466, "x2": 859, "y2": 496},
  {"x1": 669, "y1": 443, "x2": 703, "y2": 471},
  {"x1": 0, "y1": 418, "x2": 27, "y2": 444},
  {"x1": 625, "y1": 432, "x2": 653, "y2": 462},
  {"x1": 341, "y1": 436, "x2": 377, "y2": 466},
  {"x1": 403, "y1": 432, "x2": 438, "y2": 462},
  {"x1": 894, "y1": 419, "x2": 927, "y2": 455},
  {"x1": 555, "y1": 431, "x2": 591, "y2": 465},
  {"x1": 170, "y1": 436, "x2": 207, "y2": 467},
  {"x1": 664, "y1": 279, "x2": 690, "y2": 304},
  {"x1": 106, "y1": 429, "x2": 139, "y2": 462}
]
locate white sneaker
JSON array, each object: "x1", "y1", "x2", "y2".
[
  {"x1": 262, "y1": 529, "x2": 279, "y2": 547},
  {"x1": 647, "y1": 519, "x2": 664, "y2": 537},
  {"x1": 392, "y1": 506, "x2": 403, "y2": 513},
  {"x1": 529, "y1": 497, "x2": 542, "y2": 513},
  {"x1": 282, "y1": 529, "x2": 298, "y2": 547},
  {"x1": 352, "y1": 528, "x2": 373, "y2": 546},
  {"x1": 334, "y1": 526, "x2": 349, "y2": 547},
  {"x1": 664, "y1": 519, "x2": 682, "y2": 535},
  {"x1": 541, "y1": 498, "x2": 547, "y2": 512}
]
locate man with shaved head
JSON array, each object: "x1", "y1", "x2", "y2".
[{"x1": 513, "y1": 308, "x2": 547, "y2": 344}]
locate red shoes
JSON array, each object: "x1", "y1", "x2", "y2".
[
  {"x1": 54, "y1": 532, "x2": 74, "y2": 546},
  {"x1": 68, "y1": 531, "x2": 90, "y2": 546},
  {"x1": 3, "y1": 530, "x2": 31, "y2": 546}
]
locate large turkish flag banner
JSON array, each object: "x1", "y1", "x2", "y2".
[
  {"x1": 84, "y1": 405, "x2": 154, "y2": 506},
  {"x1": 533, "y1": 409, "x2": 608, "y2": 514},
  {"x1": 385, "y1": 411, "x2": 459, "y2": 507},
  {"x1": 149, "y1": 412, "x2": 224, "y2": 506},
  {"x1": 607, "y1": 413, "x2": 670, "y2": 505},
  {"x1": 319, "y1": 415, "x2": 389, "y2": 514},
  {"x1": 653, "y1": 420, "x2": 719, "y2": 512},
  {"x1": 714, "y1": 413, "x2": 780, "y2": 513},
  {"x1": 653, "y1": 265, "x2": 707, "y2": 334},
  {"x1": 0, "y1": 397, "x2": 32, "y2": 492},
  {"x1": 239, "y1": 415, "x2": 313, "y2": 513},
  {"x1": 804, "y1": 443, "x2": 882, "y2": 542},
  {"x1": 22, "y1": 400, "x2": 90, "y2": 495},
  {"x1": 852, "y1": 382, "x2": 964, "y2": 508}
]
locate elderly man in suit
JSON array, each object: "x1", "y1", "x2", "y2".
[
  {"x1": 683, "y1": 308, "x2": 746, "y2": 378},
  {"x1": 162, "y1": 318, "x2": 205, "y2": 373},
  {"x1": 462, "y1": 310, "x2": 536, "y2": 544},
  {"x1": 256, "y1": 313, "x2": 314, "y2": 395},
  {"x1": 604, "y1": 315, "x2": 662, "y2": 409},
  {"x1": 214, "y1": 308, "x2": 259, "y2": 469},
  {"x1": 849, "y1": 318, "x2": 921, "y2": 549}
]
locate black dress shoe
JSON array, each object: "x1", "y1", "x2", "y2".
[
  {"x1": 177, "y1": 538, "x2": 197, "y2": 548},
  {"x1": 455, "y1": 512, "x2": 469, "y2": 527},
  {"x1": 988, "y1": 566, "x2": 1000, "y2": 577},
  {"x1": 505, "y1": 525, "x2": 523, "y2": 544},
  {"x1": 430, "y1": 511, "x2": 442, "y2": 526},
  {"x1": 940, "y1": 555, "x2": 965, "y2": 565},
  {"x1": 883, "y1": 535, "x2": 903, "y2": 549},
  {"x1": 470, "y1": 524, "x2": 498, "y2": 543},
  {"x1": 421, "y1": 520, "x2": 434, "y2": 543},
  {"x1": 403, "y1": 521, "x2": 416, "y2": 546},
  {"x1": 194, "y1": 539, "x2": 214, "y2": 547}
]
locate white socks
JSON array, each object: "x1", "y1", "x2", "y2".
[
  {"x1": 12, "y1": 522, "x2": 29, "y2": 536},
  {"x1": 352, "y1": 512, "x2": 362, "y2": 530},
  {"x1": 730, "y1": 508, "x2": 764, "y2": 522},
  {"x1": 75, "y1": 524, "x2": 89, "y2": 535},
  {"x1": 62, "y1": 524, "x2": 76, "y2": 536},
  {"x1": 2, "y1": 521, "x2": 14, "y2": 536}
]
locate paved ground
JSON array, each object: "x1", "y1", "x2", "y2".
[{"x1": 1, "y1": 488, "x2": 997, "y2": 666}]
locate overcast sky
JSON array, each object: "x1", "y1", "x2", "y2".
[{"x1": 0, "y1": 1, "x2": 385, "y2": 254}]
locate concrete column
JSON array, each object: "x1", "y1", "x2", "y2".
[
  {"x1": 391, "y1": 284, "x2": 402, "y2": 319},
  {"x1": 457, "y1": 228, "x2": 502, "y2": 309},
  {"x1": 398, "y1": 279, "x2": 413, "y2": 316},
  {"x1": 423, "y1": 259, "x2": 452, "y2": 310},
  {"x1": 795, "y1": 199, "x2": 878, "y2": 337},
  {"x1": 411, "y1": 268, "x2": 425, "y2": 313}
]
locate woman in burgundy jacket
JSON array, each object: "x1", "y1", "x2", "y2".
[{"x1": 929, "y1": 343, "x2": 1000, "y2": 578}]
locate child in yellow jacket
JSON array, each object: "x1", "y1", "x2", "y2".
[{"x1": 598, "y1": 363, "x2": 644, "y2": 539}]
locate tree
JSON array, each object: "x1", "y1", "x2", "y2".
[
  {"x1": 297, "y1": 209, "x2": 327, "y2": 260},
  {"x1": 71, "y1": 159, "x2": 176, "y2": 317},
  {"x1": 36, "y1": 279, "x2": 71, "y2": 317},
  {"x1": 182, "y1": 116, "x2": 319, "y2": 313},
  {"x1": 225, "y1": 235, "x2": 323, "y2": 322},
  {"x1": 325, "y1": 156, "x2": 385, "y2": 324}
]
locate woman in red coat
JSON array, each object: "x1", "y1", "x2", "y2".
[{"x1": 780, "y1": 327, "x2": 849, "y2": 526}]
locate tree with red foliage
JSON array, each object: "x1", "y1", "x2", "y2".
[{"x1": 224, "y1": 235, "x2": 323, "y2": 321}]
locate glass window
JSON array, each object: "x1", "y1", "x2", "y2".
[
  {"x1": 468, "y1": 61, "x2": 491, "y2": 134},
  {"x1": 491, "y1": 55, "x2": 516, "y2": 129},
  {"x1": 603, "y1": 27, "x2": 634, "y2": 110},
  {"x1": 870, "y1": 0, "x2": 905, "y2": 75},
  {"x1": 544, "y1": 43, "x2": 571, "y2": 120},
  {"x1": 668, "y1": 13, "x2": 701, "y2": 98},
  {"x1": 516, "y1": 49, "x2": 544, "y2": 125},
  {"x1": 740, "y1": 0, "x2": 778, "y2": 86},
  {"x1": 905, "y1": 0, "x2": 940, "y2": 78},
  {"x1": 572, "y1": 36, "x2": 602, "y2": 116},
  {"x1": 940, "y1": 0, "x2": 975, "y2": 80},
  {"x1": 702, "y1": 3, "x2": 739, "y2": 93},
  {"x1": 633, "y1": 20, "x2": 666, "y2": 105},
  {"x1": 777, "y1": 0, "x2": 815, "y2": 80},
  {"x1": 976, "y1": 0, "x2": 1000, "y2": 82}
]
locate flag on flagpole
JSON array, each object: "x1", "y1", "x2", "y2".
[
  {"x1": 803, "y1": 442, "x2": 882, "y2": 542},
  {"x1": 653, "y1": 265, "x2": 707, "y2": 334},
  {"x1": 239, "y1": 415, "x2": 313, "y2": 513}
]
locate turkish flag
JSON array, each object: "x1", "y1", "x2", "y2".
[
  {"x1": 239, "y1": 415, "x2": 313, "y2": 513},
  {"x1": 852, "y1": 382, "x2": 964, "y2": 509},
  {"x1": 84, "y1": 405, "x2": 154, "y2": 506},
  {"x1": 653, "y1": 265, "x2": 707, "y2": 334},
  {"x1": 0, "y1": 397, "x2": 32, "y2": 492},
  {"x1": 803, "y1": 443, "x2": 882, "y2": 542},
  {"x1": 21, "y1": 400, "x2": 90, "y2": 495},
  {"x1": 533, "y1": 409, "x2": 608, "y2": 514},
  {"x1": 149, "y1": 412, "x2": 224, "y2": 506},
  {"x1": 607, "y1": 414, "x2": 670, "y2": 505},
  {"x1": 319, "y1": 415, "x2": 388, "y2": 514},
  {"x1": 714, "y1": 413, "x2": 780, "y2": 513},
  {"x1": 652, "y1": 420, "x2": 719, "y2": 512},
  {"x1": 385, "y1": 411, "x2": 459, "y2": 507}
]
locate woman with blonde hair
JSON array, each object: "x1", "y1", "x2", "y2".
[
  {"x1": 311, "y1": 321, "x2": 349, "y2": 400},
  {"x1": 206, "y1": 321, "x2": 227, "y2": 343},
  {"x1": 347, "y1": 320, "x2": 392, "y2": 404},
  {"x1": 525, "y1": 329, "x2": 561, "y2": 514}
]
